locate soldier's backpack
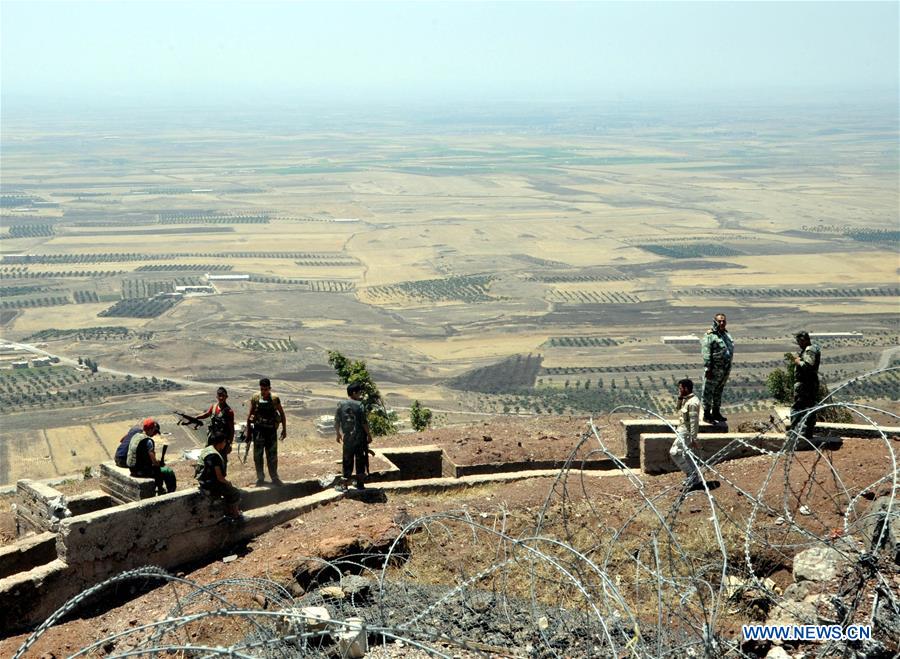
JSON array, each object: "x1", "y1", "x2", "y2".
[{"x1": 114, "y1": 426, "x2": 142, "y2": 467}]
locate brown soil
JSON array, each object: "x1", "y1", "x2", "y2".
[{"x1": 2, "y1": 414, "x2": 898, "y2": 656}]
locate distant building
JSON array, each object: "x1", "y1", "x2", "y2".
[
  {"x1": 32, "y1": 357, "x2": 52, "y2": 367},
  {"x1": 174, "y1": 285, "x2": 215, "y2": 295},
  {"x1": 662, "y1": 335, "x2": 700, "y2": 345},
  {"x1": 333, "y1": 218, "x2": 361, "y2": 223},
  {"x1": 315, "y1": 415, "x2": 334, "y2": 436},
  {"x1": 810, "y1": 332, "x2": 864, "y2": 340},
  {"x1": 206, "y1": 274, "x2": 250, "y2": 281},
  {"x1": 11, "y1": 360, "x2": 29, "y2": 369}
]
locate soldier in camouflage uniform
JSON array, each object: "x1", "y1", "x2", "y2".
[
  {"x1": 790, "y1": 331, "x2": 821, "y2": 441},
  {"x1": 247, "y1": 378, "x2": 287, "y2": 486},
  {"x1": 701, "y1": 313, "x2": 734, "y2": 423},
  {"x1": 334, "y1": 382, "x2": 372, "y2": 491}
]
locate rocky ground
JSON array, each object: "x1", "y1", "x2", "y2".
[{"x1": 1, "y1": 412, "x2": 898, "y2": 657}]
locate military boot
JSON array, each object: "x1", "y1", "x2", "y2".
[
  {"x1": 703, "y1": 408, "x2": 714, "y2": 423},
  {"x1": 712, "y1": 407, "x2": 727, "y2": 423}
]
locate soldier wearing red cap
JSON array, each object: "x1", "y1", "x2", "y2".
[{"x1": 126, "y1": 417, "x2": 176, "y2": 494}]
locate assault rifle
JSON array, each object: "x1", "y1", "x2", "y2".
[
  {"x1": 237, "y1": 422, "x2": 252, "y2": 464},
  {"x1": 174, "y1": 411, "x2": 203, "y2": 430}
]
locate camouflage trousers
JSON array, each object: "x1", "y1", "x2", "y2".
[
  {"x1": 702, "y1": 364, "x2": 731, "y2": 410},
  {"x1": 790, "y1": 381, "x2": 818, "y2": 440},
  {"x1": 253, "y1": 427, "x2": 279, "y2": 481},
  {"x1": 669, "y1": 430, "x2": 701, "y2": 482}
]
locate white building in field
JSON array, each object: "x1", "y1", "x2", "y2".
[
  {"x1": 662, "y1": 335, "x2": 700, "y2": 345},
  {"x1": 206, "y1": 274, "x2": 250, "y2": 281},
  {"x1": 810, "y1": 332, "x2": 863, "y2": 340},
  {"x1": 175, "y1": 285, "x2": 216, "y2": 296}
]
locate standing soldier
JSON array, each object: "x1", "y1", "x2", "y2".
[
  {"x1": 193, "y1": 387, "x2": 235, "y2": 448},
  {"x1": 669, "y1": 378, "x2": 703, "y2": 491},
  {"x1": 247, "y1": 378, "x2": 287, "y2": 486},
  {"x1": 701, "y1": 313, "x2": 734, "y2": 423},
  {"x1": 334, "y1": 382, "x2": 373, "y2": 491},
  {"x1": 791, "y1": 331, "x2": 821, "y2": 441}
]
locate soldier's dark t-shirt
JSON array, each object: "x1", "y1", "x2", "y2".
[{"x1": 335, "y1": 400, "x2": 367, "y2": 446}]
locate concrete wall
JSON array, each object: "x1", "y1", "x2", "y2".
[
  {"x1": 640, "y1": 432, "x2": 788, "y2": 474},
  {"x1": 376, "y1": 446, "x2": 444, "y2": 480},
  {"x1": 621, "y1": 419, "x2": 723, "y2": 463},
  {"x1": 1, "y1": 483, "x2": 341, "y2": 633},
  {"x1": 0, "y1": 531, "x2": 56, "y2": 580},
  {"x1": 16, "y1": 479, "x2": 68, "y2": 537},
  {"x1": 455, "y1": 458, "x2": 615, "y2": 477}
]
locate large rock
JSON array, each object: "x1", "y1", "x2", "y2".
[
  {"x1": 766, "y1": 599, "x2": 818, "y2": 626},
  {"x1": 792, "y1": 546, "x2": 846, "y2": 582}
]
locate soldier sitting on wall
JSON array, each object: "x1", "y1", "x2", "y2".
[
  {"x1": 196, "y1": 433, "x2": 243, "y2": 523},
  {"x1": 127, "y1": 418, "x2": 177, "y2": 495}
]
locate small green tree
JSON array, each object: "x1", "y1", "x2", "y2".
[
  {"x1": 327, "y1": 350, "x2": 397, "y2": 435},
  {"x1": 766, "y1": 352, "x2": 797, "y2": 405},
  {"x1": 410, "y1": 400, "x2": 433, "y2": 431}
]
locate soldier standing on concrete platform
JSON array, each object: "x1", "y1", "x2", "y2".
[
  {"x1": 791, "y1": 331, "x2": 821, "y2": 441},
  {"x1": 334, "y1": 382, "x2": 372, "y2": 492},
  {"x1": 669, "y1": 378, "x2": 704, "y2": 491},
  {"x1": 247, "y1": 378, "x2": 287, "y2": 487},
  {"x1": 701, "y1": 313, "x2": 734, "y2": 424}
]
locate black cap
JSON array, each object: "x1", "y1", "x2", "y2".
[{"x1": 794, "y1": 330, "x2": 810, "y2": 342}]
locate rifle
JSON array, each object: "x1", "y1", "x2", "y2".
[
  {"x1": 239, "y1": 422, "x2": 253, "y2": 464},
  {"x1": 159, "y1": 443, "x2": 168, "y2": 467},
  {"x1": 174, "y1": 410, "x2": 204, "y2": 430}
]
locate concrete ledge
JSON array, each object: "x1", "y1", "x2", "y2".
[
  {"x1": 98, "y1": 462, "x2": 157, "y2": 503},
  {"x1": 16, "y1": 479, "x2": 67, "y2": 537},
  {"x1": 377, "y1": 467, "x2": 640, "y2": 495},
  {"x1": 455, "y1": 458, "x2": 616, "y2": 477},
  {"x1": 621, "y1": 419, "x2": 725, "y2": 462},
  {"x1": 775, "y1": 407, "x2": 900, "y2": 438},
  {"x1": 67, "y1": 490, "x2": 116, "y2": 517},
  {"x1": 0, "y1": 559, "x2": 74, "y2": 635},
  {"x1": 817, "y1": 422, "x2": 900, "y2": 439},
  {"x1": 0, "y1": 531, "x2": 57, "y2": 580},
  {"x1": 374, "y1": 445, "x2": 446, "y2": 481},
  {"x1": 641, "y1": 432, "x2": 788, "y2": 474}
]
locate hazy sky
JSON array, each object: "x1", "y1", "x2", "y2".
[{"x1": 2, "y1": 1, "x2": 898, "y2": 105}]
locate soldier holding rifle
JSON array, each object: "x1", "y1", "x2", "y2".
[
  {"x1": 126, "y1": 418, "x2": 177, "y2": 495},
  {"x1": 247, "y1": 378, "x2": 287, "y2": 486}
]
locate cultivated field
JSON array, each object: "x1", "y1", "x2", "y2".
[{"x1": 1, "y1": 102, "x2": 897, "y2": 485}]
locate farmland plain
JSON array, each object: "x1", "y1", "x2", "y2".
[{"x1": 0, "y1": 101, "x2": 897, "y2": 485}]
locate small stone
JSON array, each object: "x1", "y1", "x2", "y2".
[
  {"x1": 222, "y1": 554, "x2": 238, "y2": 563},
  {"x1": 775, "y1": 517, "x2": 785, "y2": 526},
  {"x1": 537, "y1": 616, "x2": 550, "y2": 630},
  {"x1": 482, "y1": 435, "x2": 492, "y2": 441},
  {"x1": 319, "y1": 585, "x2": 344, "y2": 599},
  {"x1": 798, "y1": 505, "x2": 811, "y2": 516},
  {"x1": 766, "y1": 647, "x2": 791, "y2": 659}
]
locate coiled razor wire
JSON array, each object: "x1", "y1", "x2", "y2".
[{"x1": 13, "y1": 371, "x2": 900, "y2": 658}]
